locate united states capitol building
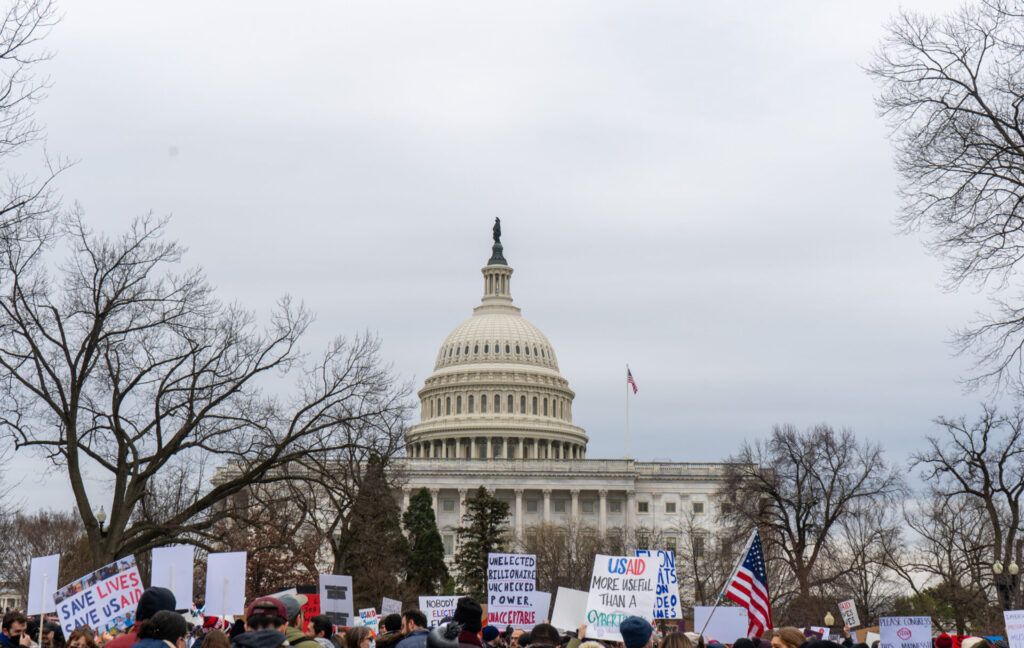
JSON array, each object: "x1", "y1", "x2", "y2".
[{"x1": 398, "y1": 222, "x2": 728, "y2": 558}]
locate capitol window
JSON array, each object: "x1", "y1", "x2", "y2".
[
  {"x1": 554, "y1": 499, "x2": 566, "y2": 513},
  {"x1": 480, "y1": 395, "x2": 487, "y2": 413},
  {"x1": 610, "y1": 499, "x2": 622, "y2": 513},
  {"x1": 484, "y1": 344, "x2": 489, "y2": 353},
  {"x1": 525, "y1": 346, "x2": 530, "y2": 355},
  {"x1": 692, "y1": 501, "x2": 705, "y2": 514},
  {"x1": 446, "y1": 397, "x2": 451, "y2": 415},
  {"x1": 443, "y1": 534, "x2": 455, "y2": 557},
  {"x1": 464, "y1": 345, "x2": 469, "y2": 354},
  {"x1": 543, "y1": 398, "x2": 548, "y2": 416},
  {"x1": 532, "y1": 397, "x2": 538, "y2": 415},
  {"x1": 505, "y1": 344, "x2": 510, "y2": 353},
  {"x1": 442, "y1": 498, "x2": 455, "y2": 512},
  {"x1": 516, "y1": 345, "x2": 521, "y2": 354},
  {"x1": 665, "y1": 502, "x2": 676, "y2": 513},
  {"x1": 526, "y1": 499, "x2": 538, "y2": 513},
  {"x1": 468, "y1": 395, "x2": 474, "y2": 413},
  {"x1": 520, "y1": 395, "x2": 526, "y2": 413},
  {"x1": 508, "y1": 395, "x2": 513, "y2": 412},
  {"x1": 494, "y1": 394, "x2": 500, "y2": 412},
  {"x1": 638, "y1": 501, "x2": 649, "y2": 513},
  {"x1": 582, "y1": 499, "x2": 595, "y2": 513},
  {"x1": 474, "y1": 344, "x2": 478, "y2": 353},
  {"x1": 456, "y1": 396, "x2": 462, "y2": 414}
]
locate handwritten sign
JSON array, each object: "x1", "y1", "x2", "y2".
[
  {"x1": 880, "y1": 617, "x2": 931, "y2": 648},
  {"x1": 419, "y1": 596, "x2": 464, "y2": 627},
  {"x1": 635, "y1": 550, "x2": 680, "y2": 619},
  {"x1": 584, "y1": 555, "x2": 655, "y2": 641},
  {"x1": 54, "y1": 557, "x2": 144, "y2": 636},
  {"x1": 382, "y1": 598, "x2": 403, "y2": 616},
  {"x1": 839, "y1": 599, "x2": 860, "y2": 628},
  {"x1": 1006, "y1": 611, "x2": 1024, "y2": 648},
  {"x1": 488, "y1": 553, "x2": 537, "y2": 628},
  {"x1": 320, "y1": 574, "x2": 354, "y2": 627}
]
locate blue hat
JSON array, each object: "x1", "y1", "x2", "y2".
[
  {"x1": 482, "y1": 626, "x2": 500, "y2": 642},
  {"x1": 619, "y1": 617, "x2": 653, "y2": 648}
]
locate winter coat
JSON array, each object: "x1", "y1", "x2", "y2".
[
  {"x1": 231, "y1": 630, "x2": 288, "y2": 648},
  {"x1": 396, "y1": 630, "x2": 429, "y2": 648},
  {"x1": 285, "y1": 627, "x2": 321, "y2": 648},
  {"x1": 132, "y1": 638, "x2": 174, "y2": 648}
]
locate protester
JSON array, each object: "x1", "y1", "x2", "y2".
[
  {"x1": 133, "y1": 610, "x2": 188, "y2": 648},
  {"x1": 769, "y1": 629, "x2": 804, "y2": 648},
  {"x1": 451, "y1": 599, "x2": 483, "y2": 648},
  {"x1": 201, "y1": 631, "x2": 229, "y2": 648},
  {"x1": 344, "y1": 627, "x2": 372, "y2": 648},
  {"x1": 242, "y1": 599, "x2": 287, "y2": 633},
  {"x1": 659, "y1": 633, "x2": 693, "y2": 648},
  {"x1": 66, "y1": 631, "x2": 97, "y2": 648},
  {"x1": 525, "y1": 625, "x2": 560, "y2": 648},
  {"x1": 396, "y1": 610, "x2": 428, "y2": 648},
  {"x1": 307, "y1": 616, "x2": 334, "y2": 648},
  {"x1": 683, "y1": 634, "x2": 703, "y2": 648},
  {"x1": 278, "y1": 596, "x2": 318, "y2": 648},
  {"x1": 1, "y1": 612, "x2": 32, "y2": 648},
  {"x1": 376, "y1": 615, "x2": 404, "y2": 648},
  {"x1": 107, "y1": 588, "x2": 177, "y2": 648},
  {"x1": 41, "y1": 623, "x2": 64, "y2": 648},
  {"x1": 618, "y1": 617, "x2": 653, "y2": 648},
  {"x1": 480, "y1": 628, "x2": 500, "y2": 648}
]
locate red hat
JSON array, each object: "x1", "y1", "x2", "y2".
[
  {"x1": 246, "y1": 596, "x2": 286, "y2": 622},
  {"x1": 203, "y1": 617, "x2": 220, "y2": 629},
  {"x1": 936, "y1": 634, "x2": 953, "y2": 648}
]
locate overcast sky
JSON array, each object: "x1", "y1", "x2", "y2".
[{"x1": 10, "y1": 0, "x2": 992, "y2": 511}]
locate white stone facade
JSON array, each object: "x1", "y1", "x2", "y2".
[{"x1": 402, "y1": 231, "x2": 727, "y2": 559}]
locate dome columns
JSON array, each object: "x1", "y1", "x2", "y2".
[{"x1": 409, "y1": 436, "x2": 586, "y2": 461}]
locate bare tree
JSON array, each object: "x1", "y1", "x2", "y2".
[
  {"x1": 869, "y1": 1, "x2": 1024, "y2": 392},
  {"x1": 671, "y1": 510, "x2": 739, "y2": 607},
  {"x1": 519, "y1": 520, "x2": 610, "y2": 593},
  {"x1": 720, "y1": 424, "x2": 904, "y2": 619},
  {"x1": 0, "y1": 509, "x2": 92, "y2": 604},
  {"x1": 827, "y1": 506, "x2": 905, "y2": 622},
  {"x1": 0, "y1": 215, "x2": 411, "y2": 567},
  {"x1": 912, "y1": 405, "x2": 1024, "y2": 611}
]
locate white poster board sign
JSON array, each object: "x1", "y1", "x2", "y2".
[
  {"x1": 320, "y1": 574, "x2": 355, "y2": 627},
  {"x1": 550, "y1": 587, "x2": 589, "y2": 632},
  {"x1": 530, "y1": 591, "x2": 552, "y2": 624},
  {"x1": 27, "y1": 554, "x2": 60, "y2": 615},
  {"x1": 584, "y1": 555, "x2": 656, "y2": 641},
  {"x1": 359, "y1": 608, "x2": 379, "y2": 633},
  {"x1": 54, "y1": 556, "x2": 144, "y2": 636},
  {"x1": 419, "y1": 595, "x2": 464, "y2": 627},
  {"x1": 635, "y1": 550, "x2": 681, "y2": 619},
  {"x1": 382, "y1": 598, "x2": 403, "y2": 616},
  {"x1": 867, "y1": 633, "x2": 880, "y2": 647},
  {"x1": 151, "y1": 546, "x2": 194, "y2": 609},
  {"x1": 204, "y1": 552, "x2": 246, "y2": 617},
  {"x1": 810, "y1": 627, "x2": 830, "y2": 640},
  {"x1": 1007, "y1": 611, "x2": 1024, "y2": 648},
  {"x1": 879, "y1": 617, "x2": 931, "y2": 648},
  {"x1": 693, "y1": 606, "x2": 749, "y2": 644},
  {"x1": 839, "y1": 599, "x2": 861, "y2": 628},
  {"x1": 488, "y1": 553, "x2": 538, "y2": 628}
]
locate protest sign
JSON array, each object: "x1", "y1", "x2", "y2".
[
  {"x1": 584, "y1": 555, "x2": 656, "y2": 641},
  {"x1": 879, "y1": 617, "x2": 931, "y2": 648},
  {"x1": 419, "y1": 595, "x2": 464, "y2": 627},
  {"x1": 866, "y1": 633, "x2": 880, "y2": 647},
  {"x1": 530, "y1": 591, "x2": 552, "y2": 623},
  {"x1": 382, "y1": 598, "x2": 403, "y2": 616},
  {"x1": 487, "y1": 553, "x2": 538, "y2": 628},
  {"x1": 810, "y1": 627, "x2": 830, "y2": 640},
  {"x1": 151, "y1": 545, "x2": 194, "y2": 609},
  {"x1": 635, "y1": 550, "x2": 681, "y2": 619},
  {"x1": 204, "y1": 552, "x2": 247, "y2": 617},
  {"x1": 54, "y1": 556, "x2": 144, "y2": 636},
  {"x1": 550, "y1": 587, "x2": 589, "y2": 632},
  {"x1": 693, "y1": 606, "x2": 748, "y2": 644},
  {"x1": 302, "y1": 593, "x2": 320, "y2": 632},
  {"x1": 1006, "y1": 611, "x2": 1024, "y2": 648},
  {"x1": 359, "y1": 608, "x2": 379, "y2": 633},
  {"x1": 839, "y1": 599, "x2": 861, "y2": 628},
  {"x1": 27, "y1": 554, "x2": 60, "y2": 615},
  {"x1": 320, "y1": 574, "x2": 355, "y2": 627}
]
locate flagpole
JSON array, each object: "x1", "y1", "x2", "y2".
[
  {"x1": 697, "y1": 529, "x2": 758, "y2": 637},
  {"x1": 625, "y1": 364, "x2": 631, "y2": 460}
]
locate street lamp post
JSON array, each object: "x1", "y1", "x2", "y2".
[
  {"x1": 96, "y1": 506, "x2": 108, "y2": 537},
  {"x1": 993, "y1": 560, "x2": 1020, "y2": 610},
  {"x1": 824, "y1": 612, "x2": 835, "y2": 636}
]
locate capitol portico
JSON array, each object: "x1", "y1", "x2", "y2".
[{"x1": 399, "y1": 222, "x2": 727, "y2": 558}]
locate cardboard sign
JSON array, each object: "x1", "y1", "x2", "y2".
[
  {"x1": 635, "y1": 550, "x2": 681, "y2": 619},
  {"x1": 382, "y1": 598, "x2": 403, "y2": 616},
  {"x1": 320, "y1": 574, "x2": 355, "y2": 627},
  {"x1": 488, "y1": 553, "x2": 538, "y2": 628},
  {"x1": 693, "y1": 606, "x2": 749, "y2": 644},
  {"x1": 530, "y1": 591, "x2": 552, "y2": 623},
  {"x1": 54, "y1": 556, "x2": 144, "y2": 636},
  {"x1": 151, "y1": 545, "x2": 194, "y2": 609},
  {"x1": 1006, "y1": 611, "x2": 1024, "y2": 648},
  {"x1": 419, "y1": 595, "x2": 464, "y2": 627},
  {"x1": 584, "y1": 555, "x2": 656, "y2": 641},
  {"x1": 840, "y1": 599, "x2": 861, "y2": 628},
  {"x1": 880, "y1": 617, "x2": 931, "y2": 648},
  {"x1": 27, "y1": 554, "x2": 60, "y2": 615},
  {"x1": 550, "y1": 587, "x2": 589, "y2": 632},
  {"x1": 204, "y1": 552, "x2": 247, "y2": 617}
]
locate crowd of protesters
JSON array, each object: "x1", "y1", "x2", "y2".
[{"x1": 0, "y1": 589, "x2": 1007, "y2": 648}]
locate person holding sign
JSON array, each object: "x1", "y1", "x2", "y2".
[{"x1": 452, "y1": 598, "x2": 485, "y2": 648}]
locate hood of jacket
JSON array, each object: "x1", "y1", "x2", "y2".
[{"x1": 232, "y1": 630, "x2": 287, "y2": 648}]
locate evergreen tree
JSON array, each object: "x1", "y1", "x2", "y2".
[
  {"x1": 337, "y1": 455, "x2": 410, "y2": 609},
  {"x1": 454, "y1": 486, "x2": 510, "y2": 600},
  {"x1": 403, "y1": 487, "x2": 450, "y2": 596}
]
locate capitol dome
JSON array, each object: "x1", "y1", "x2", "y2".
[{"x1": 407, "y1": 224, "x2": 588, "y2": 461}]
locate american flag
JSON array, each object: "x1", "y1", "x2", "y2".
[
  {"x1": 626, "y1": 367, "x2": 638, "y2": 394},
  {"x1": 723, "y1": 529, "x2": 773, "y2": 637}
]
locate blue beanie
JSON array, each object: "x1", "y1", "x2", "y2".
[
  {"x1": 482, "y1": 626, "x2": 500, "y2": 642},
  {"x1": 619, "y1": 617, "x2": 652, "y2": 648}
]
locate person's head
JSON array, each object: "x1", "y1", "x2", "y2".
[
  {"x1": 453, "y1": 598, "x2": 483, "y2": 634},
  {"x1": 733, "y1": 639, "x2": 754, "y2": 648},
  {"x1": 659, "y1": 632, "x2": 693, "y2": 648},
  {"x1": 204, "y1": 630, "x2": 230, "y2": 648},
  {"x1": 771, "y1": 628, "x2": 806, "y2": 648},
  {"x1": 279, "y1": 595, "x2": 308, "y2": 629},
  {"x1": 309, "y1": 616, "x2": 333, "y2": 640},
  {"x1": 138, "y1": 610, "x2": 188, "y2": 648},
  {"x1": 66, "y1": 630, "x2": 97, "y2": 648},
  {"x1": 245, "y1": 597, "x2": 287, "y2": 631},
  {"x1": 138, "y1": 588, "x2": 178, "y2": 623},
  {"x1": 382, "y1": 615, "x2": 402, "y2": 634},
  {"x1": 3, "y1": 612, "x2": 27, "y2": 637},
  {"x1": 619, "y1": 617, "x2": 653, "y2": 648},
  {"x1": 530, "y1": 625, "x2": 561, "y2": 647},
  {"x1": 482, "y1": 627, "x2": 500, "y2": 645},
  {"x1": 510, "y1": 631, "x2": 524, "y2": 648},
  {"x1": 402, "y1": 610, "x2": 427, "y2": 634},
  {"x1": 345, "y1": 626, "x2": 372, "y2": 648},
  {"x1": 518, "y1": 632, "x2": 532, "y2": 648}
]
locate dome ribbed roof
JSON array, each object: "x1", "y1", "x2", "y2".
[{"x1": 434, "y1": 312, "x2": 559, "y2": 371}]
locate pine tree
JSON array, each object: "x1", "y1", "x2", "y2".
[
  {"x1": 403, "y1": 487, "x2": 450, "y2": 596},
  {"x1": 454, "y1": 486, "x2": 510, "y2": 600},
  {"x1": 337, "y1": 455, "x2": 410, "y2": 609}
]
